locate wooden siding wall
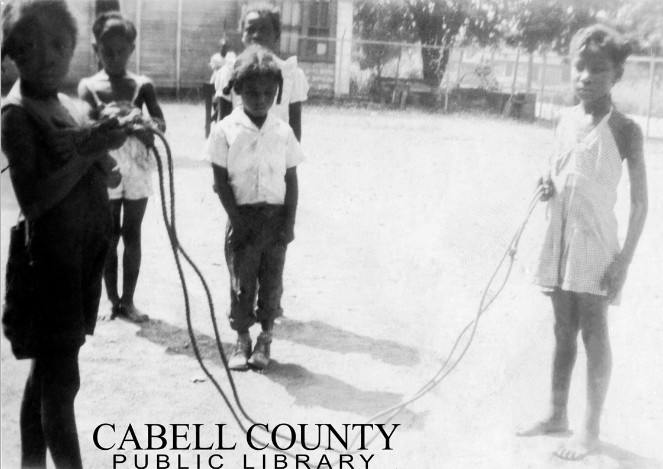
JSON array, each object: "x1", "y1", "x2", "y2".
[
  {"x1": 180, "y1": 0, "x2": 240, "y2": 88},
  {"x1": 68, "y1": 1, "x2": 97, "y2": 87},
  {"x1": 121, "y1": 0, "x2": 239, "y2": 89},
  {"x1": 2, "y1": 1, "x2": 340, "y2": 95}
]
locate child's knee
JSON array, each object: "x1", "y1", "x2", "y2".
[
  {"x1": 121, "y1": 224, "x2": 141, "y2": 245},
  {"x1": 553, "y1": 318, "x2": 578, "y2": 344},
  {"x1": 580, "y1": 322, "x2": 609, "y2": 349}
]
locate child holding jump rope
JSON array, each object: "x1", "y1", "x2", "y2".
[
  {"x1": 215, "y1": 1, "x2": 309, "y2": 141},
  {"x1": 78, "y1": 11, "x2": 167, "y2": 323},
  {"x1": 518, "y1": 24, "x2": 648, "y2": 460},
  {"x1": 1, "y1": 1, "x2": 128, "y2": 467},
  {"x1": 205, "y1": 45, "x2": 304, "y2": 371}
]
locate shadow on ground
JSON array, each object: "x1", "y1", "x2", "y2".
[
  {"x1": 135, "y1": 319, "x2": 422, "y2": 423},
  {"x1": 275, "y1": 317, "x2": 420, "y2": 367},
  {"x1": 594, "y1": 443, "x2": 663, "y2": 469}
]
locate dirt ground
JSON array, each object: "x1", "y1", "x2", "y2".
[{"x1": 2, "y1": 104, "x2": 662, "y2": 469}]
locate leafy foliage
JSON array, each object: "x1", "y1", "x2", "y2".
[
  {"x1": 354, "y1": 0, "x2": 411, "y2": 78},
  {"x1": 503, "y1": 0, "x2": 620, "y2": 54},
  {"x1": 611, "y1": 0, "x2": 663, "y2": 55},
  {"x1": 403, "y1": 0, "x2": 505, "y2": 85},
  {"x1": 352, "y1": 0, "x2": 659, "y2": 92}
]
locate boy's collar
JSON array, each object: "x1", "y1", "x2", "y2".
[{"x1": 233, "y1": 106, "x2": 278, "y2": 132}]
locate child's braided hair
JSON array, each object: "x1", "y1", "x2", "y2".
[
  {"x1": 223, "y1": 45, "x2": 283, "y2": 104},
  {"x1": 570, "y1": 24, "x2": 633, "y2": 80}
]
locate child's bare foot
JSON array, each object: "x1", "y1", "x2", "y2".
[
  {"x1": 554, "y1": 433, "x2": 599, "y2": 460},
  {"x1": 516, "y1": 417, "x2": 568, "y2": 437},
  {"x1": 98, "y1": 302, "x2": 120, "y2": 321},
  {"x1": 116, "y1": 304, "x2": 149, "y2": 323}
]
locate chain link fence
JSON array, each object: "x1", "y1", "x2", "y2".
[{"x1": 332, "y1": 36, "x2": 663, "y2": 139}]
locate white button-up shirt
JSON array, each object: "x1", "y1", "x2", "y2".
[{"x1": 204, "y1": 107, "x2": 304, "y2": 205}]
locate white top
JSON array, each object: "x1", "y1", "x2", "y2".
[
  {"x1": 204, "y1": 107, "x2": 305, "y2": 205},
  {"x1": 214, "y1": 55, "x2": 309, "y2": 124}
]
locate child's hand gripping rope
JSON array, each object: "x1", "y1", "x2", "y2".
[
  {"x1": 49, "y1": 116, "x2": 127, "y2": 160},
  {"x1": 537, "y1": 174, "x2": 555, "y2": 201},
  {"x1": 48, "y1": 117, "x2": 127, "y2": 189}
]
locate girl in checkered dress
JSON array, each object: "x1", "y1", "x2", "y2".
[{"x1": 517, "y1": 25, "x2": 649, "y2": 460}]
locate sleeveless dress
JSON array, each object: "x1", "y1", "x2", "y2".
[
  {"x1": 1, "y1": 80, "x2": 112, "y2": 352},
  {"x1": 535, "y1": 105, "x2": 623, "y2": 303},
  {"x1": 81, "y1": 76, "x2": 154, "y2": 200}
]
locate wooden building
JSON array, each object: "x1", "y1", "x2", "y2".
[{"x1": 2, "y1": 0, "x2": 354, "y2": 98}]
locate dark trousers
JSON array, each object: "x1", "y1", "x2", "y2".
[{"x1": 224, "y1": 205, "x2": 287, "y2": 332}]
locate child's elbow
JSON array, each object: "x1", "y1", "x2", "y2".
[{"x1": 632, "y1": 193, "x2": 648, "y2": 221}]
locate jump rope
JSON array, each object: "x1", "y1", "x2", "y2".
[{"x1": 137, "y1": 124, "x2": 548, "y2": 461}]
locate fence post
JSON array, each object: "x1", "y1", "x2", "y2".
[
  {"x1": 646, "y1": 55, "x2": 655, "y2": 139},
  {"x1": 511, "y1": 48, "x2": 520, "y2": 95},
  {"x1": 526, "y1": 52, "x2": 533, "y2": 92},
  {"x1": 335, "y1": 29, "x2": 345, "y2": 98},
  {"x1": 456, "y1": 48, "x2": 464, "y2": 84},
  {"x1": 395, "y1": 44, "x2": 402, "y2": 80},
  {"x1": 135, "y1": 0, "x2": 143, "y2": 73},
  {"x1": 444, "y1": 49, "x2": 451, "y2": 112},
  {"x1": 538, "y1": 52, "x2": 547, "y2": 119},
  {"x1": 175, "y1": 0, "x2": 183, "y2": 99}
]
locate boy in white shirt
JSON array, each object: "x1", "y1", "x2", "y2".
[{"x1": 205, "y1": 45, "x2": 304, "y2": 370}]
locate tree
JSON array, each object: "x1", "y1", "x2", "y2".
[
  {"x1": 505, "y1": 0, "x2": 620, "y2": 54},
  {"x1": 354, "y1": 0, "x2": 411, "y2": 80},
  {"x1": 612, "y1": 0, "x2": 663, "y2": 55},
  {"x1": 403, "y1": 0, "x2": 504, "y2": 86}
]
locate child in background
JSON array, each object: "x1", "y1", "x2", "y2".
[
  {"x1": 209, "y1": 38, "x2": 233, "y2": 122},
  {"x1": 205, "y1": 45, "x2": 304, "y2": 370},
  {"x1": 1, "y1": 1, "x2": 127, "y2": 467},
  {"x1": 517, "y1": 24, "x2": 648, "y2": 460},
  {"x1": 209, "y1": 38, "x2": 230, "y2": 83},
  {"x1": 215, "y1": 1, "x2": 308, "y2": 141},
  {"x1": 79, "y1": 11, "x2": 166, "y2": 323}
]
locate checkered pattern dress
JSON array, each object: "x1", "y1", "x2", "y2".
[{"x1": 535, "y1": 106, "x2": 623, "y2": 299}]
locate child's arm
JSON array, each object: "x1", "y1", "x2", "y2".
[
  {"x1": 600, "y1": 124, "x2": 648, "y2": 300},
  {"x1": 77, "y1": 79, "x2": 100, "y2": 120},
  {"x1": 49, "y1": 117, "x2": 126, "y2": 158},
  {"x1": 215, "y1": 64, "x2": 234, "y2": 121},
  {"x1": 537, "y1": 113, "x2": 561, "y2": 201},
  {"x1": 280, "y1": 128, "x2": 304, "y2": 245},
  {"x1": 2, "y1": 108, "x2": 124, "y2": 220},
  {"x1": 212, "y1": 164, "x2": 240, "y2": 222},
  {"x1": 140, "y1": 80, "x2": 166, "y2": 132},
  {"x1": 287, "y1": 67, "x2": 309, "y2": 142},
  {"x1": 288, "y1": 102, "x2": 302, "y2": 142},
  {"x1": 281, "y1": 167, "x2": 298, "y2": 244},
  {"x1": 212, "y1": 164, "x2": 250, "y2": 247}
]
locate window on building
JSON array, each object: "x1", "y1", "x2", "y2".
[
  {"x1": 280, "y1": 0, "x2": 335, "y2": 62},
  {"x1": 280, "y1": 0, "x2": 302, "y2": 58},
  {"x1": 304, "y1": 0, "x2": 332, "y2": 61}
]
